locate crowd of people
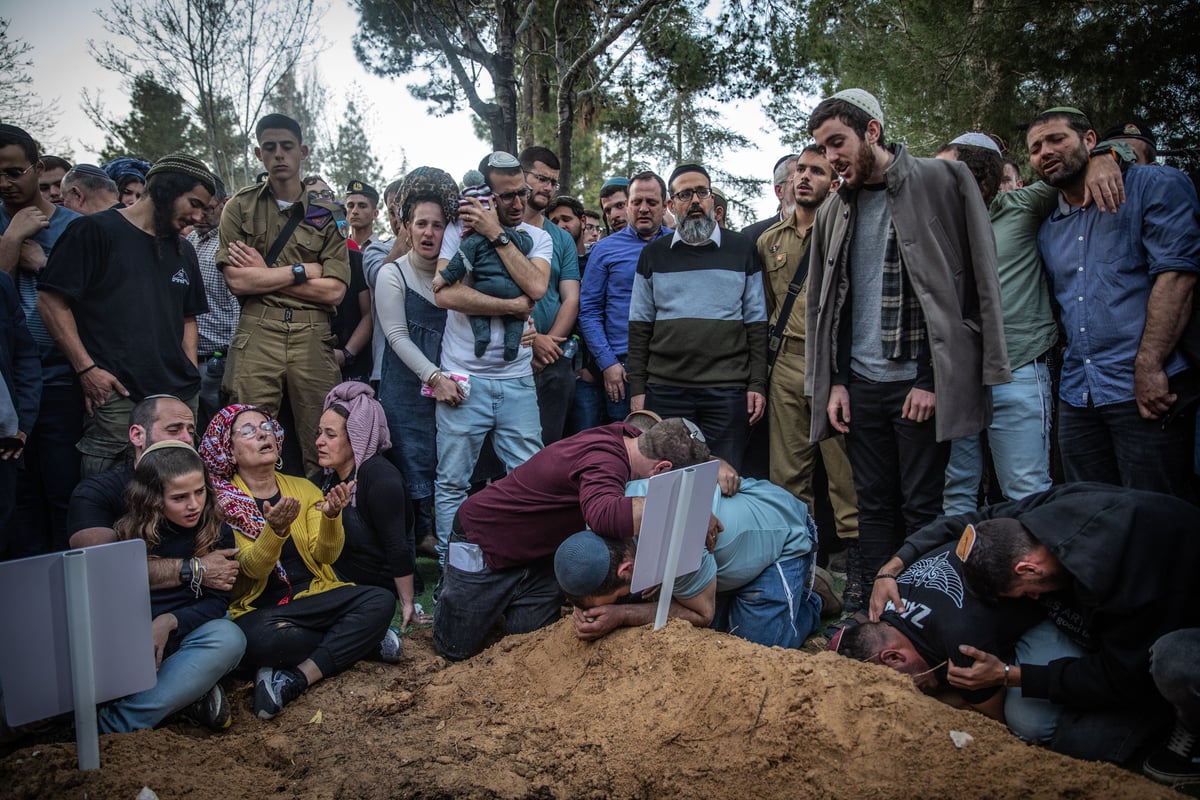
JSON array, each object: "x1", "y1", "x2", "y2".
[{"x1": 0, "y1": 85, "x2": 1198, "y2": 788}]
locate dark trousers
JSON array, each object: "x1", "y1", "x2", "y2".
[
  {"x1": 535, "y1": 356, "x2": 576, "y2": 445},
  {"x1": 235, "y1": 584, "x2": 395, "y2": 678},
  {"x1": 1057, "y1": 399, "x2": 1192, "y2": 500},
  {"x1": 845, "y1": 375, "x2": 950, "y2": 576},
  {"x1": 645, "y1": 383, "x2": 749, "y2": 470},
  {"x1": 9, "y1": 382, "x2": 83, "y2": 556}
]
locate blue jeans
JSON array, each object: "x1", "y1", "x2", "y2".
[
  {"x1": 1003, "y1": 619, "x2": 1086, "y2": 744},
  {"x1": 97, "y1": 618, "x2": 245, "y2": 733},
  {"x1": 1151, "y1": 628, "x2": 1200, "y2": 730},
  {"x1": 944, "y1": 360, "x2": 1053, "y2": 514},
  {"x1": 567, "y1": 375, "x2": 605, "y2": 434},
  {"x1": 711, "y1": 553, "x2": 822, "y2": 649},
  {"x1": 434, "y1": 374, "x2": 543, "y2": 561}
]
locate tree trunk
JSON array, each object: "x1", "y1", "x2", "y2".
[
  {"x1": 557, "y1": 87, "x2": 575, "y2": 193},
  {"x1": 492, "y1": 0, "x2": 520, "y2": 154}
]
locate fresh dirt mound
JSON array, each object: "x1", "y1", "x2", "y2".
[{"x1": 0, "y1": 620, "x2": 1176, "y2": 799}]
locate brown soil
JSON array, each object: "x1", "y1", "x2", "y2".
[{"x1": 0, "y1": 620, "x2": 1177, "y2": 799}]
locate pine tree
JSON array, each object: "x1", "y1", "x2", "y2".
[
  {"x1": 324, "y1": 97, "x2": 386, "y2": 194},
  {"x1": 98, "y1": 73, "x2": 205, "y2": 162}
]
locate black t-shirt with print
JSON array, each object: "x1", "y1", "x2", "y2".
[
  {"x1": 38, "y1": 209, "x2": 209, "y2": 401},
  {"x1": 882, "y1": 542, "x2": 1043, "y2": 704}
]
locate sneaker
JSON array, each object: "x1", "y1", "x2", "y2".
[
  {"x1": 1144, "y1": 722, "x2": 1200, "y2": 786},
  {"x1": 183, "y1": 683, "x2": 231, "y2": 731},
  {"x1": 253, "y1": 667, "x2": 307, "y2": 720},
  {"x1": 380, "y1": 627, "x2": 403, "y2": 663}
]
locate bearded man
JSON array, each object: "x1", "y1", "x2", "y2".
[
  {"x1": 37, "y1": 154, "x2": 214, "y2": 476},
  {"x1": 804, "y1": 89, "x2": 1008, "y2": 586},
  {"x1": 627, "y1": 162, "x2": 768, "y2": 470}
]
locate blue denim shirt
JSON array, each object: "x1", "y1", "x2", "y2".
[
  {"x1": 578, "y1": 223, "x2": 671, "y2": 371},
  {"x1": 1039, "y1": 165, "x2": 1200, "y2": 407}
]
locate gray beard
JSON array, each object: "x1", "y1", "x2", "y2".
[{"x1": 678, "y1": 212, "x2": 717, "y2": 244}]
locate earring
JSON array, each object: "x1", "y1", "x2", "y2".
[{"x1": 275, "y1": 455, "x2": 283, "y2": 471}]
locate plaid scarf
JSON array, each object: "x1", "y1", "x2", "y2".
[{"x1": 879, "y1": 223, "x2": 927, "y2": 361}]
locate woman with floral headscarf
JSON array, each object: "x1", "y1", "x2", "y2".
[{"x1": 199, "y1": 404, "x2": 395, "y2": 721}]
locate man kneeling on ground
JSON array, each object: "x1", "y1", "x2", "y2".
[{"x1": 555, "y1": 476, "x2": 825, "y2": 648}]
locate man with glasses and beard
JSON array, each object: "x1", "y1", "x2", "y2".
[
  {"x1": 627, "y1": 163, "x2": 768, "y2": 470},
  {"x1": 430, "y1": 151, "x2": 551, "y2": 564},
  {"x1": 37, "y1": 154, "x2": 214, "y2": 476}
]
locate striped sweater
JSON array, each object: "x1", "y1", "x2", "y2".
[{"x1": 627, "y1": 227, "x2": 768, "y2": 395}]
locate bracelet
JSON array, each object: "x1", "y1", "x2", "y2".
[
  {"x1": 873, "y1": 573, "x2": 900, "y2": 582},
  {"x1": 1003, "y1": 663, "x2": 1012, "y2": 687},
  {"x1": 76, "y1": 364, "x2": 98, "y2": 376},
  {"x1": 426, "y1": 371, "x2": 443, "y2": 388},
  {"x1": 189, "y1": 556, "x2": 206, "y2": 598}
]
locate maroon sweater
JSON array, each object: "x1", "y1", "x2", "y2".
[{"x1": 458, "y1": 422, "x2": 639, "y2": 569}]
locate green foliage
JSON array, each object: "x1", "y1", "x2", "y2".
[
  {"x1": 98, "y1": 73, "x2": 205, "y2": 163},
  {"x1": 744, "y1": 0, "x2": 1199, "y2": 173},
  {"x1": 323, "y1": 98, "x2": 386, "y2": 195}
]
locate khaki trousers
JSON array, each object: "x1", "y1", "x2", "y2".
[
  {"x1": 224, "y1": 303, "x2": 340, "y2": 473},
  {"x1": 767, "y1": 339, "x2": 858, "y2": 540}
]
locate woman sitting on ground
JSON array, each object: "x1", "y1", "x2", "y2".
[
  {"x1": 199, "y1": 404, "x2": 396, "y2": 721},
  {"x1": 314, "y1": 381, "x2": 429, "y2": 631},
  {"x1": 103, "y1": 440, "x2": 246, "y2": 734}
]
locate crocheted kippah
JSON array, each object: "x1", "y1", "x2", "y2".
[{"x1": 146, "y1": 153, "x2": 217, "y2": 195}]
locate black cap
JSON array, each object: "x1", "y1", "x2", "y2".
[
  {"x1": 346, "y1": 180, "x2": 379, "y2": 204},
  {"x1": 1100, "y1": 120, "x2": 1156, "y2": 150}
]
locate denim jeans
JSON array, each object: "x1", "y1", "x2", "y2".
[
  {"x1": 97, "y1": 618, "x2": 245, "y2": 733},
  {"x1": 711, "y1": 553, "x2": 822, "y2": 649},
  {"x1": 845, "y1": 375, "x2": 950, "y2": 576},
  {"x1": 944, "y1": 360, "x2": 1053, "y2": 514},
  {"x1": 1151, "y1": 628, "x2": 1200, "y2": 730},
  {"x1": 1058, "y1": 398, "x2": 1192, "y2": 498},
  {"x1": 1004, "y1": 618, "x2": 1085, "y2": 744},
  {"x1": 434, "y1": 374, "x2": 543, "y2": 561},
  {"x1": 568, "y1": 374, "x2": 605, "y2": 434}
]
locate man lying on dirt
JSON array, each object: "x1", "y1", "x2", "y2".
[
  {"x1": 433, "y1": 417, "x2": 712, "y2": 661},
  {"x1": 829, "y1": 541, "x2": 1042, "y2": 723},
  {"x1": 866, "y1": 482, "x2": 1200, "y2": 786},
  {"x1": 553, "y1": 476, "x2": 827, "y2": 649}
]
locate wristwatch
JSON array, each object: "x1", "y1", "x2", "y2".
[
  {"x1": 179, "y1": 560, "x2": 193, "y2": 586},
  {"x1": 490, "y1": 232, "x2": 511, "y2": 249},
  {"x1": 341, "y1": 347, "x2": 357, "y2": 366},
  {"x1": 292, "y1": 263, "x2": 307, "y2": 285}
]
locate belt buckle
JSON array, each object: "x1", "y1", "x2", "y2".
[{"x1": 284, "y1": 308, "x2": 293, "y2": 322}]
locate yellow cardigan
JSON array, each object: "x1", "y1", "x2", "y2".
[{"x1": 227, "y1": 472, "x2": 348, "y2": 619}]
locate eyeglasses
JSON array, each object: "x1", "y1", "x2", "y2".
[
  {"x1": 308, "y1": 189, "x2": 335, "y2": 201},
  {"x1": 671, "y1": 186, "x2": 713, "y2": 203},
  {"x1": 583, "y1": 223, "x2": 600, "y2": 232},
  {"x1": 524, "y1": 170, "x2": 559, "y2": 189},
  {"x1": 235, "y1": 420, "x2": 276, "y2": 439},
  {"x1": 681, "y1": 418, "x2": 706, "y2": 442},
  {"x1": 494, "y1": 187, "x2": 530, "y2": 203},
  {"x1": 0, "y1": 164, "x2": 35, "y2": 181}
]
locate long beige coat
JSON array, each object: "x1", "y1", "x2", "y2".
[{"x1": 804, "y1": 144, "x2": 1011, "y2": 443}]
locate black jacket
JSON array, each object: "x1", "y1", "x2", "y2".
[{"x1": 895, "y1": 482, "x2": 1200, "y2": 709}]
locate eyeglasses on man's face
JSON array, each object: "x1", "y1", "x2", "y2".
[
  {"x1": 670, "y1": 186, "x2": 713, "y2": 203},
  {"x1": 494, "y1": 187, "x2": 531, "y2": 203},
  {"x1": 524, "y1": 170, "x2": 559, "y2": 190},
  {"x1": 0, "y1": 164, "x2": 36, "y2": 181}
]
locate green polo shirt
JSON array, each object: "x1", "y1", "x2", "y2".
[{"x1": 989, "y1": 181, "x2": 1060, "y2": 369}]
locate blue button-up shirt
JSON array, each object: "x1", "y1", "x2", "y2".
[
  {"x1": 1039, "y1": 165, "x2": 1200, "y2": 407},
  {"x1": 578, "y1": 223, "x2": 671, "y2": 371}
]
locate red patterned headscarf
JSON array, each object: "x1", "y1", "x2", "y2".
[{"x1": 198, "y1": 404, "x2": 285, "y2": 542}]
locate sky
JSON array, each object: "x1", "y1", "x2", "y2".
[{"x1": 5, "y1": 0, "x2": 792, "y2": 223}]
